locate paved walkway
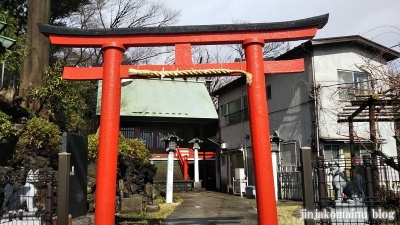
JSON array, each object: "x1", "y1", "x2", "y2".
[
  {"x1": 162, "y1": 191, "x2": 258, "y2": 225},
  {"x1": 162, "y1": 191, "x2": 303, "y2": 225}
]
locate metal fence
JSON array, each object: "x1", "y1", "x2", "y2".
[
  {"x1": 0, "y1": 171, "x2": 57, "y2": 225},
  {"x1": 305, "y1": 154, "x2": 400, "y2": 225},
  {"x1": 278, "y1": 165, "x2": 303, "y2": 200},
  {"x1": 278, "y1": 142, "x2": 303, "y2": 201}
]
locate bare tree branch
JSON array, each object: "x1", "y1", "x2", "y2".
[{"x1": 57, "y1": 0, "x2": 181, "y2": 67}]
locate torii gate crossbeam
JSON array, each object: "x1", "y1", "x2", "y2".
[{"x1": 39, "y1": 14, "x2": 328, "y2": 225}]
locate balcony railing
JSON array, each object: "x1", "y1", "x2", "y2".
[
  {"x1": 225, "y1": 109, "x2": 249, "y2": 125},
  {"x1": 338, "y1": 86, "x2": 371, "y2": 100}
]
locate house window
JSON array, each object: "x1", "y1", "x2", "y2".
[
  {"x1": 120, "y1": 127, "x2": 135, "y2": 139},
  {"x1": 227, "y1": 98, "x2": 241, "y2": 124},
  {"x1": 266, "y1": 85, "x2": 272, "y2": 100},
  {"x1": 323, "y1": 144, "x2": 339, "y2": 160},
  {"x1": 354, "y1": 144, "x2": 371, "y2": 158},
  {"x1": 338, "y1": 70, "x2": 369, "y2": 100},
  {"x1": 223, "y1": 95, "x2": 249, "y2": 124}
]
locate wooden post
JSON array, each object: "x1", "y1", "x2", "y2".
[
  {"x1": 300, "y1": 147, "x2": 316, "y2": 225},
  {"x1": 316, "y1": 156, "x2": 330, "y2": 225},
  {"x1": 57, "y1": 152, "x2": 70, "y2": 225},
  {"x1": 44, "y1": 183, "x2": 53, "y2": 225},
  {"x1": 363, "y1": 156, "x2": 377, "y2": 224},
  {"x1": 349, "y1": 117, "x2": 356, "y2": 181}
]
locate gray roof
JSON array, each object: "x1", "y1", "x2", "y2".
[
  {"x1": 97, "y1": 79, "x2": 218, "y2": 121},
  {"x1": 38, "y1": 14, "x2": 328, "y2": 37},
  {"x1": 214, "y1": 35, "x2": 400, "y2": 95},
  {"x1": 277, "y1": 35, "x2": 400, "y2": 61}
]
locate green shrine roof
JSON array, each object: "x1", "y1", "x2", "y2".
[{"x1": 97, "y1": 78, "x2": 218, "y2": 121}]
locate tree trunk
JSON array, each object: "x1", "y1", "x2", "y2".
[{"x1": 19, "y1": 0, "x2": 50, "y2": 111}]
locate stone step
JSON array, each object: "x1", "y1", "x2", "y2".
[
  {"x1": 154, "y1": 180, "x2": 195, "y2": 193},
  {"x1": 153, "y1": 161, "x2": 185, "y2": 182},
  {"x1": 192, "y1": 187, "x2": 206, "y2": 192}
]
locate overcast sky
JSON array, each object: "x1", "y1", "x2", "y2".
[{"x1": 164, "y1": 0, "x2": 400, "y2": 52}]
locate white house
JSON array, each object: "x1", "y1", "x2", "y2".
[{"x1": 213, "y1": 35, "x2": 400, "y2": 197}]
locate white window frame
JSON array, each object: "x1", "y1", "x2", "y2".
[
  {"x1": 323, "y1": 144, "x2": 339, "y2": 160},
  {"x1": 337, "y1": 70, "x2": 370, "y2": 100}
]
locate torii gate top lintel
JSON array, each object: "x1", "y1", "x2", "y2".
[
  {"x1": 39, "y1": 14, "x2": 328, "y2": 225},
  {"x1": 38, "y1": 14, "x2": 328, "y2": 47}
]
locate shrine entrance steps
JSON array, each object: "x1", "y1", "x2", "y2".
[{"x1": 152, "y1": 160, "x2": 206, "y2": 192}]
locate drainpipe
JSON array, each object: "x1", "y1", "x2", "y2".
[
  {"x1": 227, "y1": 151, "x2": 231, "y2": 193},
  {"x1": 305, "y1": 44, "x2": 320, "y2": 155},
  {"x1": 241, "y1": 88, "x2": 246, "y2": 184},
  {"x1": 244, "y1": 134, "x2": 249, "y2": 186},
  {"x1": 241, "y1": 89, "x2": 245, "y2": 144},
  {"x1": 220, "y1": 143, "x2": 228, "y2": 192}
]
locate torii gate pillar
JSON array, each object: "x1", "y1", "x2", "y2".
[
  {"x1": 38, "y1": 14, "x2": 328, "y2": 225},
  {"x1": 95, "y1": 42, "x2": 124, "y2": 222},
  {"x1": 243, "y1": 38, "x2": 276, "y2": 223}
]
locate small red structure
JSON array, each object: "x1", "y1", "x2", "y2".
[
  {"x1": 39, "y1": 14, "x2": 328, "y2": 225},
  {"x1": 176, "y1": 148, "x2": 215, "y2": 181}
]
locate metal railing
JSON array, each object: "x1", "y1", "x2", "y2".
[
  {"x1": 278, "y1": 165, "x2": 303, "y2": 200},
  {"x1": 225, "y1": 109, "x2": 249, "y2": 125},
  {"x1": 0, "y1": 171, "x2": 57, "y2": 225},
  {"x1": 301, "y1": 152, "x2": 400, "y2": 225},
  {"x1": 175, "y1": 148, "x2": 216, "y2": 180},
  {"x1": 176, "y1": 148, "x2": 189, "y2": 180}
]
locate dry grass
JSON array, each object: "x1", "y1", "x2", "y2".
[
  {"x1": 254, "y1": 204, "x2": 304, "y2": 225},
  {"x1": 277, "y1": 205, "x2": 303, "y2": 225},
  {"x1": 116, "y1": 196, "x2": 183, "y2": 225}
]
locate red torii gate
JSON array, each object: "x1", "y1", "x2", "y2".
[{"x1": 38, "y1": 14, "x2": 328, "y2": 225}]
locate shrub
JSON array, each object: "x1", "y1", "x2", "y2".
[
  {"x1": 87, "y1": 134, "x2": 99, "y2": 162},
  {"x1": 30, "y1": 62, "x2": 98, "y2": 136},
  {"x1": 17, "y1": 117, "x2": 61, "y2": 152},
  {"x1": 12, "y1": 117, "x2": 61, "y2": 169},
  {"x1": 87, "y1": 132, "x2": 151, "y2": 164},
  {"x1": 125, "y1": 138, "x2": 152, "y2": 164},
  {"x1": 0, "y1": 111, "x2": 17, "y2": 144}
]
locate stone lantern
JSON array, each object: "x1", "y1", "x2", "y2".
[
  {"x1": 270, "y1": 129, "x2": 281, "y2": 201},
  {"x1": 189, "y1": 138, "x2": 203, "y2": 188},
  {"x1": 161, "y1": 133, "x2": 182, "y2": 203}
]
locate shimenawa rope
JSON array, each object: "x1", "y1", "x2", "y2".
[{"x1": 128, "y1": 68, "x2": 253, "y2": 84}]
